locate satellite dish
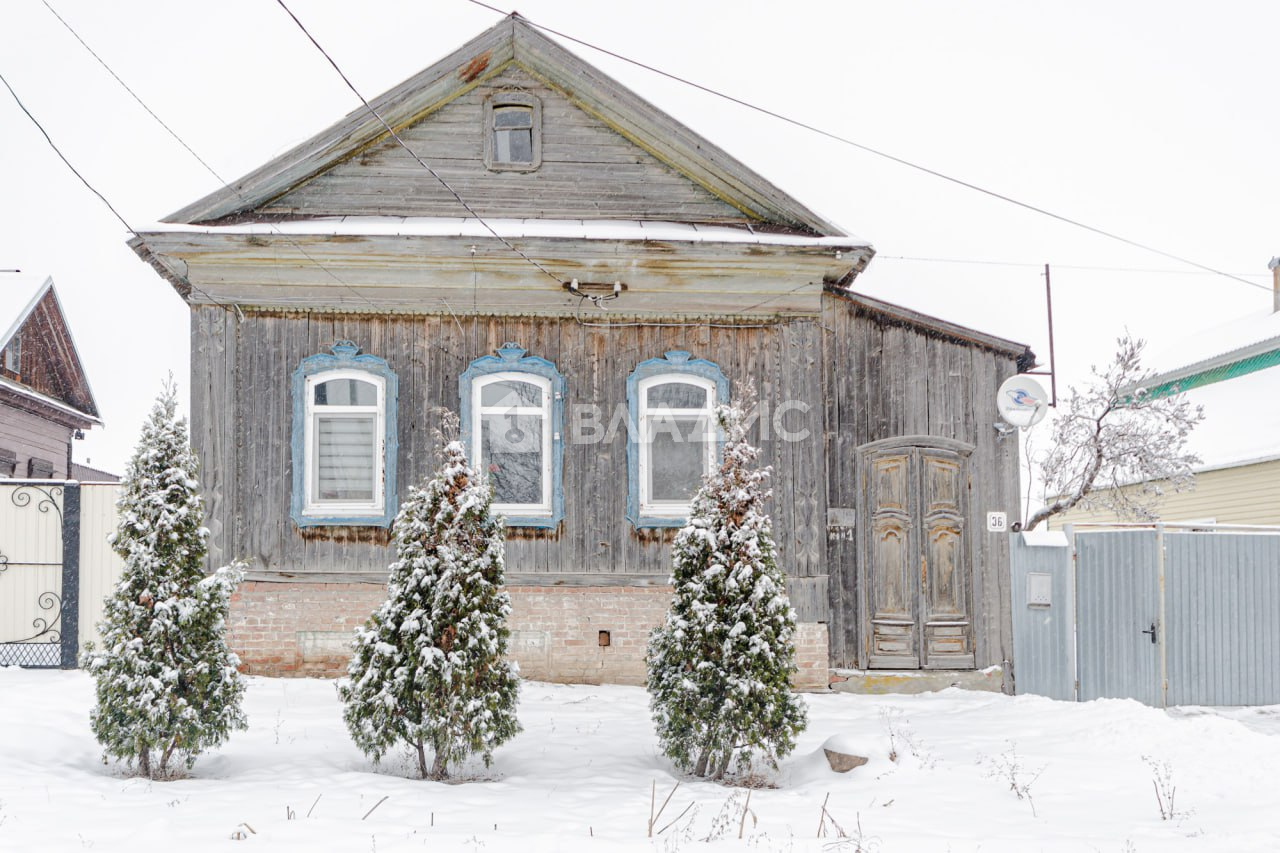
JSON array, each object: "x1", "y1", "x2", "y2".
[{"x1": 997, "y1": 375, "x2": 1049, "y2": 429}]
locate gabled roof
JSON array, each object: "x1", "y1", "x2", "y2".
[
  {"x1": 1128, "y1": 307, "x2": 1280, "y2": 470},
  {"x1": 165, "y1": 14, "x2": 847, "y2": 236},
  {"x1": 0, "y1": 274, "x2": 52, "y2": 349},
  {"x1": 0, "y1": 273, "x2": 101, "y2": 424},
  {"x1": 1137, "y1": 308, "x2": 1280, "y2": 399}
]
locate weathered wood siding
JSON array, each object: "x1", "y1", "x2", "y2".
[
  {"x1": 3, "y1": 290, "x2": 96, "y2": 418},
  {"x1": 191, "y1": 306, "x2": 828, "y2": 619},
  {"x1": 821, "y1": 292, "x2": 1022, "y2": 670},
  {"x1": 261, "y1": 64, "x2": 748, "y2": 224}
]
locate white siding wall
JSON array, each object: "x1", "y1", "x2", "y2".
[
  {"x1": 1050, "y1": 458, "x2": 1280, "y2": 528},
  {"x1": 78, "y1": 483, "x2": 124, "y2": 652},
  {"x1": 0, "y1": 405, "x2": 71, "y2": 478}
]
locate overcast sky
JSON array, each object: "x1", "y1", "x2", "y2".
[{"x1": 2, "y1": 0, "x2": 1275, "y2": 474}]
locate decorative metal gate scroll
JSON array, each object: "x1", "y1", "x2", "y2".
[{"x1": 0, "y1": 482, "x2": 78, "y2": 668}]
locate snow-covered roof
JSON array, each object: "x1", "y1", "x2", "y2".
[
  {"x1": 1144, "y1": 307, "x2": 1280, "y2": 386},
  {"x1": 0, "y1": 273, "x2": 53, "y2": 350},
  {"x1": 1123, "y1": 307, "x2": 1280, "y2": 471},
  {"x1": 0, "y1": 374, "x2": 102, "y2": 426},
  {"x1": 140, "y1": 217, "x2": 871, "y2": 249},
  {"x1": 1179, "y1": 363, "x2": 1280, "y2": 470}
]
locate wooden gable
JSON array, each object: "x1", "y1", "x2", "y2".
[
  {"x1": 135, "y1": 16, "x2": 872, "y2": 317},
  {"x1": 259, "y1": 64, "x2": 747, "y2": 224},
  {"x1": 0, "y1": 280, "x2": 99, "y2": 421},
  {"x1": 166, "y1": 15, "x2": 843, "y2": 236}
]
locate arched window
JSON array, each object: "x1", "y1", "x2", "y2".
[
  {"x1": 460, "y1": 344, "x2": 564, "y2": 528},
  {"x1": 626, "y1": 351, "x2": 729, "y2": 527},
  {"x1": 291, "y1": 342, "x2": 398, "y2": 527}
]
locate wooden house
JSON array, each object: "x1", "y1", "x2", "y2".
[
  {"x1": 130, "y1": 16, "x2": 1030, "y2": 687},
  {"x1": 0, "y1": 274, "x2": 101, "y2": 480}
]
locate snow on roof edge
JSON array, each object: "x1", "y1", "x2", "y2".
[
  {"x1": 0, "y1": 274, "x2": 52, "y2": 351},
  {"x1": 138, "y1": 217, "x2": 872, "y2": 249},
  {"x1": 0, "y1": 374, "x2": 102, "y2": 426}
]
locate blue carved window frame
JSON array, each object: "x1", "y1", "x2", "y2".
[
  {"x1": 626, "y1": 351, "x2": 729, "y2": 528},
  {"x1": 290, "y1": 341, "x2": 399, "y2": 528},
  {"x1": 459, "y1": 343, "x2": 565, "y2": 529}
]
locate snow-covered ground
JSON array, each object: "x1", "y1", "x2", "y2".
[{"x1": 2, "y1": 669, "x2": 1278, "y2": 852}]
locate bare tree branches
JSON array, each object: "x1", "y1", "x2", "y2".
[{"x1": 1025, "y1": 335, "x2": 1204, "y2": 531}]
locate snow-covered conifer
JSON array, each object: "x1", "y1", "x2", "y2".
[
  {"x1": 340, "y1": 417, "x2": 520, "y2": 779},
  {"x1": 646, "y1": 385, "x2": 807, "y2": 781},
  {"x1": 83, "y1": 380, "x2": 246, "y2": 779}
]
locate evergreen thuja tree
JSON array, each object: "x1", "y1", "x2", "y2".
[
  {"x1": 340, "y1": 419, "x2": 520, "y2": 780},
  {"x1": 646, "y1": 387, "x2": 807, "y2": 781},
  {"x1": 83, "y1": 380, "x2": 246, "y2": 779}
]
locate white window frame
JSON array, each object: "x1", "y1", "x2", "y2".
[
  {"x1": 473, "y1": 371, "x2": 554, "y2": 517},
  {"x1": 302, "y1": 368, "x2": 386, "y2": 519},
  {"x1": 637, "y1": 373, "x2": 718, "y2": 519}
]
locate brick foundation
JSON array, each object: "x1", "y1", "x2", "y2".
[{"x1": 227, "y1": 581, "x2": 829, "y2": 689}]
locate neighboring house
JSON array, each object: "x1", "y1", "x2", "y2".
[
  {"x1": 0, "y1": 274, "x2": 101, "y2": 480},
  {"x1": 129, "y1": 15, "x2": 1031, "y2": 686},
  {"x1": 1052, "y1": 291, "x2": 1280, "y2": 528},
  {"x1": 70, "y1": 461, "x2": 119, "y2": 483}
]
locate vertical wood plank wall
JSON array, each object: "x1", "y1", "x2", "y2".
[
  {"x1": 193, "y1": 293, "x2": 1022, "y2": 668},
  {"x1": 821, "y1": 294, "x2": 1022, "y2": 670},
  {"x1": 191, "y1": 306, "x2": 828, "y2": 618}
]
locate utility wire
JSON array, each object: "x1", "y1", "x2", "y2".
[
  {"x1": 878, "y1": 255, "x2": 1270, "y2": 278},
  {"x1": 465, "y1": 0, "x2": 1270, "y2": 295},
  {"x1": 40, "y1": 0, "x2": 379, "y2": 313},
  {"x1": 275, "y1": 0, "x2": 797, "y2": 333},
  {"x1": 0, "y1": 67, "x2": 239, "y2": 316},
  {"x1": 274, "y1": 0, "x2": 565, "y2": 288},
  {"x1": 41, "y1": 1, "x2": 224, "y2": 183}
]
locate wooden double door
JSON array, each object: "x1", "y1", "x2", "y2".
[{"x1": 860, "y1": 439, "x2": 975, "y2": 670}]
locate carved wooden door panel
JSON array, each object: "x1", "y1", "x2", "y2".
[
  {"x1": 863, "y1": 443, "x2": 974, "y2": 670},
  {"x1": 919, "y1": 449, "x2": 974, "y2": 668},
  {"x1": 865, "y1": 452, "x2": 920, "y2": 668}
]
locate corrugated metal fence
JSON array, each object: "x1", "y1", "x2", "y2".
[
  {"x1": 0, "y1": 480, "x2": 124, "y2": 668},
  {"x1": 1011, "y1": 524, "x2": 1280, "y2": 707}
]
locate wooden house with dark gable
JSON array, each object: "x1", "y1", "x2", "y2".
[
  {"x1": 130, "y1": 15, "x2": 1030, "y2": 687},
  {"x1": 0, "y1": 274, "x2": 101, "y2": 479}
]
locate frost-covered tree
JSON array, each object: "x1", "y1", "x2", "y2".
[
  {"x1": 83, "y1": 380, "x2": 246, "y2": 779},
  {"x1": 646, "y1": 386, "x2": 807, "y2": 781},
  {"x1": 1024, "y1": 334, "x2": 1204, "y2": 530},
  {"x1": 340, "y1": 418, "x2": 520, "y2": 780}
]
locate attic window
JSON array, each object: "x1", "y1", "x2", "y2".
[
  {"x1": 3, "y1": 333, "x2": 20, "y2": 376},
  {"x1": 484, "y1": 93, "x2": 541, "y2": 171}
]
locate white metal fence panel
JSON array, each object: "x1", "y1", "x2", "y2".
[
  {"x1": 1166, "y1": 533, "x2": 1280, "y2": 706},
  {"x1": 77, "y1": 483, "x2": 124, "y2": 654},
  {"x1": 0, "y1": 482, "x2": 66, "y2": 666}
]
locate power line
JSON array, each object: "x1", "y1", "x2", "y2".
[
  {"x1": 877, "y1": 255, "x2": 1271, "y2": 278},
  {"x1": 40, "y1": 0, "x2": 381, "y2": 314},
  {"x1": 464, "y1": 0, "x2": 1271, "y2": 296},
  {"x1": 274, "y1": 0, "x2": 565, "y2": 289},
  {"x1": 0, "y1": 67, "x2": 239, "y2": 317},
  {"x1": 41, "y1": 1, "x2": 224, "y2": 184}
]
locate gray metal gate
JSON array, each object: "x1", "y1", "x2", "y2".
[
  {"x1": 1076, "y1": 531, "x2": 1162, "y2": 705},
  {"x1": 1011, "y1": 524, "x2": 1280, "y2": 707},
  {"x1": 0, "y1": 482, "x2": 79, "y2": 668}
]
